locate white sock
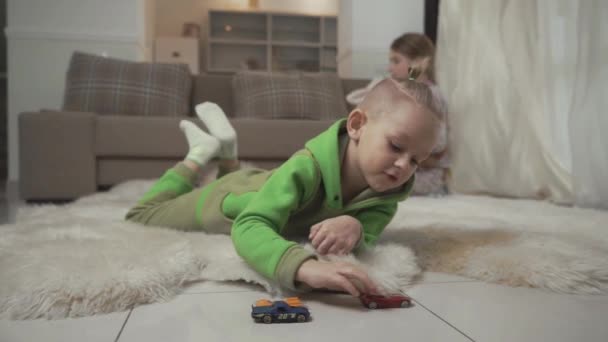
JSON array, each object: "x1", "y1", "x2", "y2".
[
  {"x1": 179, "y1": 120, "x2": 220, "y2": 166},
  {"x1": 195, "y1": 102, "x2": 238, "y2": 160}
]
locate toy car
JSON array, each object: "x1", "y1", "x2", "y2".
[
  {"x1": 251, "y1": 297, "x2": 311, "y2": 323},
  {"x1": 359, "y1": 293, "x2": 413, "y2": 309}
]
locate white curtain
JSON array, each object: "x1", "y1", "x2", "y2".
[
  {"x1": 437, "y1": 0, "x2": 608, "y2": 209},
  {"x1": 566, "y1": 1, "x2": 608, "y2": 209}
]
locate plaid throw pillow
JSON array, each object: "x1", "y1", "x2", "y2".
[
  {"x1": 63, "y1": 52, "x2": 192, "y2": 117},
  {"x1": 232, "y1": 71, "x2": 348, "y2": 120}
]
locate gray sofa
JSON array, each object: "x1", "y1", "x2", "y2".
[{"x1": 19, "y1": 74, "x2": 367, "y2": 200}]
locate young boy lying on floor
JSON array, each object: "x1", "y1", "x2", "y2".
[{"x1": 125, "y1": 78, "x2": 442, "y2": 297}]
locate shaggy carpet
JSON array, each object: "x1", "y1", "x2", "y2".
[{"x1": 1, "y1": 179, "x2": 607, "y2": 320}]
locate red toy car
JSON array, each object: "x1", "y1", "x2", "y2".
[{"x1": 360, "y1": 293, "x2": 413, "y2": 309}]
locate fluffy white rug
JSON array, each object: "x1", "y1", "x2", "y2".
[{"x1": 1, "y1": 179, "x2": 607, "y2": 320}]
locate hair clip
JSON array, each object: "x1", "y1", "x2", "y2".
[{"x1": 407, "y1": 66, "x2": 421, "y2": 81}]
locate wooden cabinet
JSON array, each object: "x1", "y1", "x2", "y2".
[
  {"x1": 154, "y1": 37, "x2": 200, "y2": 74},
  {"x1": 207, "y1": 10, "x2": 337, "y2": 73}
]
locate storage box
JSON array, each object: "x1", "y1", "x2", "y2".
[{"x1": 154, "y1": 37, "x2": 199, "y2": 74}]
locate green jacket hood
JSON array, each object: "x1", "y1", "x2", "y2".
[{"x1": 304, "y1": 119, "x2": 413, "y2": 210}]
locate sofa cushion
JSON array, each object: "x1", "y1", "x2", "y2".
[
  {"x1": 191, "y1": 74, "x2": 234, "y2": 117},
  {"x1": 96, "y1": 116, "x2": 187, "y2": 157},
  {"x1": 232, "y1": 71, "x2": 349, "y2": 120},
  {"x1": 231, "y1": 119, "x2": 333, "y2": 158},
  {"x1": 96, "y1": 116, "x2": 333, "y2": 160},
  {"x1": 63, "y1": 51, "x2": 192, "y2": 117}
]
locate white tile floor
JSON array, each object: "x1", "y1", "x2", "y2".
[
  {"x1": 2, "y1": 272, "x2": 608, "y2": 342},
  {"x1": 1, "y1": 184, "x2": 607, "y2": 342}
]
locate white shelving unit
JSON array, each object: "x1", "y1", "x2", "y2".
[{"x1": 207, "y1": 9, "x2": 337, "y2": 73}]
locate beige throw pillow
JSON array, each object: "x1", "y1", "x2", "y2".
[
  {"x1": 63, "y1": 52, "x2": 192, "y2": 117},
  {"x1": 232, "y1": 71, "x2": 348, "y2": 120}
]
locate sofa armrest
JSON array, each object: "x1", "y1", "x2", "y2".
[
  {"x1": 19, "y1": 111, "x2": 97, "y2": 200},
  {"x1": 341, "y1": 78, "x2": 370, "y2": 111},
  {"x1": 341, "y1": 78, "x2": 370, "y2": 97}
]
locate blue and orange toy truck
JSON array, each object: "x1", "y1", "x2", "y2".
[{"x1": 251, "y1": 297, "x2": 311, "y2": 323}]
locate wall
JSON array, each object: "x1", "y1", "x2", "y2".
[
  {"x1": 155, "y1": 0, "x2": 338, "y2": 36},
  {"x1": 257, "y1": 0, "x2": 338, "y2": 15},
  {"x1": 338, "y1": 0, "x2": 424, "y2": 78},
  {"x1": 6, "y1": 0, "x2": 153, "y2": 182}
]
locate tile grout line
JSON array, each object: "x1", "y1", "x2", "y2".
[
  {"x1": 114, "y1": 308, "x2": 133, "y2": 342},
  {"x1": 419, "y1": 281, "x2": 481, "y2": 285},
  {"x1": 181, "y1": 289, "x2": 259, "y2": 295},
  {"x1": 412, "y1": 299, "x2": 476, "y2": 342}
]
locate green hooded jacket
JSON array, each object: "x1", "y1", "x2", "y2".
[{"x1": 197, "y1": 119, "x2": 414, "y2": 290}]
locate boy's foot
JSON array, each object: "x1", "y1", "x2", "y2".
[
  {"x1": 179, "y1": 120, "x2": 220, "y2": 167},
  {"x1": 195, "y1": 102, "x2": 238, "y2": 160}
]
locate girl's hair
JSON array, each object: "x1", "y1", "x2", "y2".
[{"x1": 390, "y1": 33, "x2": 436, "y2": 83}]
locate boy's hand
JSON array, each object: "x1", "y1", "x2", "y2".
[
  {"x1": 296, "y1": 259, "x2": 378, "y2": 297},
  {"x1": 309, "y1": 215, "x2": 362, "y2": 255}
]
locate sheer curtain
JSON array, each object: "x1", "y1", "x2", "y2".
[
  {"x1": 437, "y1": 0, "x2": 607, "y2": 209},
  {"x1": 566, "y1": 1, "x2": 608, "y2": 209}
]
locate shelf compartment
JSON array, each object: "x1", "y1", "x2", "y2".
[
  {"x1": 206, "y1": 10, "x2": 337, "y2": 73},
  {"x1": 208, "y1": 43, "x2": 267, "y2": 72},
  {"x1": 209, "y1": 38, "x2": 267, "y2": 46},
  {"x1": 271, "y1": 15, "x2": 320, "y2": 43},
  {"x1": 323, "y1": 17, "x2": 337, "y2": 45},
  {"x1": 272, "y1": 46, "x2": 320, "y2": 72},
  {"x1": 321, "y1": 47, "x2": 337, "y2": 69},
  {"x1": 209, "y1": 11, "x2": 268, "y2": 41}
]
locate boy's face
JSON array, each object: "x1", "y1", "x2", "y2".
[{"x1": 348, "y1": 104, "x2": 439, "y2": 193}]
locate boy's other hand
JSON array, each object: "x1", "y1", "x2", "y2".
[
  {"x1": 309, "y1": 215, "x2": 362, "y2": 255},
  {"x1": 296, "y1": 259, "x2": 378, "y2": 297}
]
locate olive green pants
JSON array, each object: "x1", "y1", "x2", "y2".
[{"x1": 124, "y1": 162, "x2": 236, "y2": 231}]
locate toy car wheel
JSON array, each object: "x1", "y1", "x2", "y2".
[
  {"x1": 400, "y1": 300, "x2": 412, "y2": 308},
  {"x1": 262, "y1": 315, "x2": 272, "y2": 324},
  {"x1": 368, "y1": 302, "x2": 378, "y2": 309},
  {"x1": 297, "y1": 314, "x2": 307, "y2": 322}
]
